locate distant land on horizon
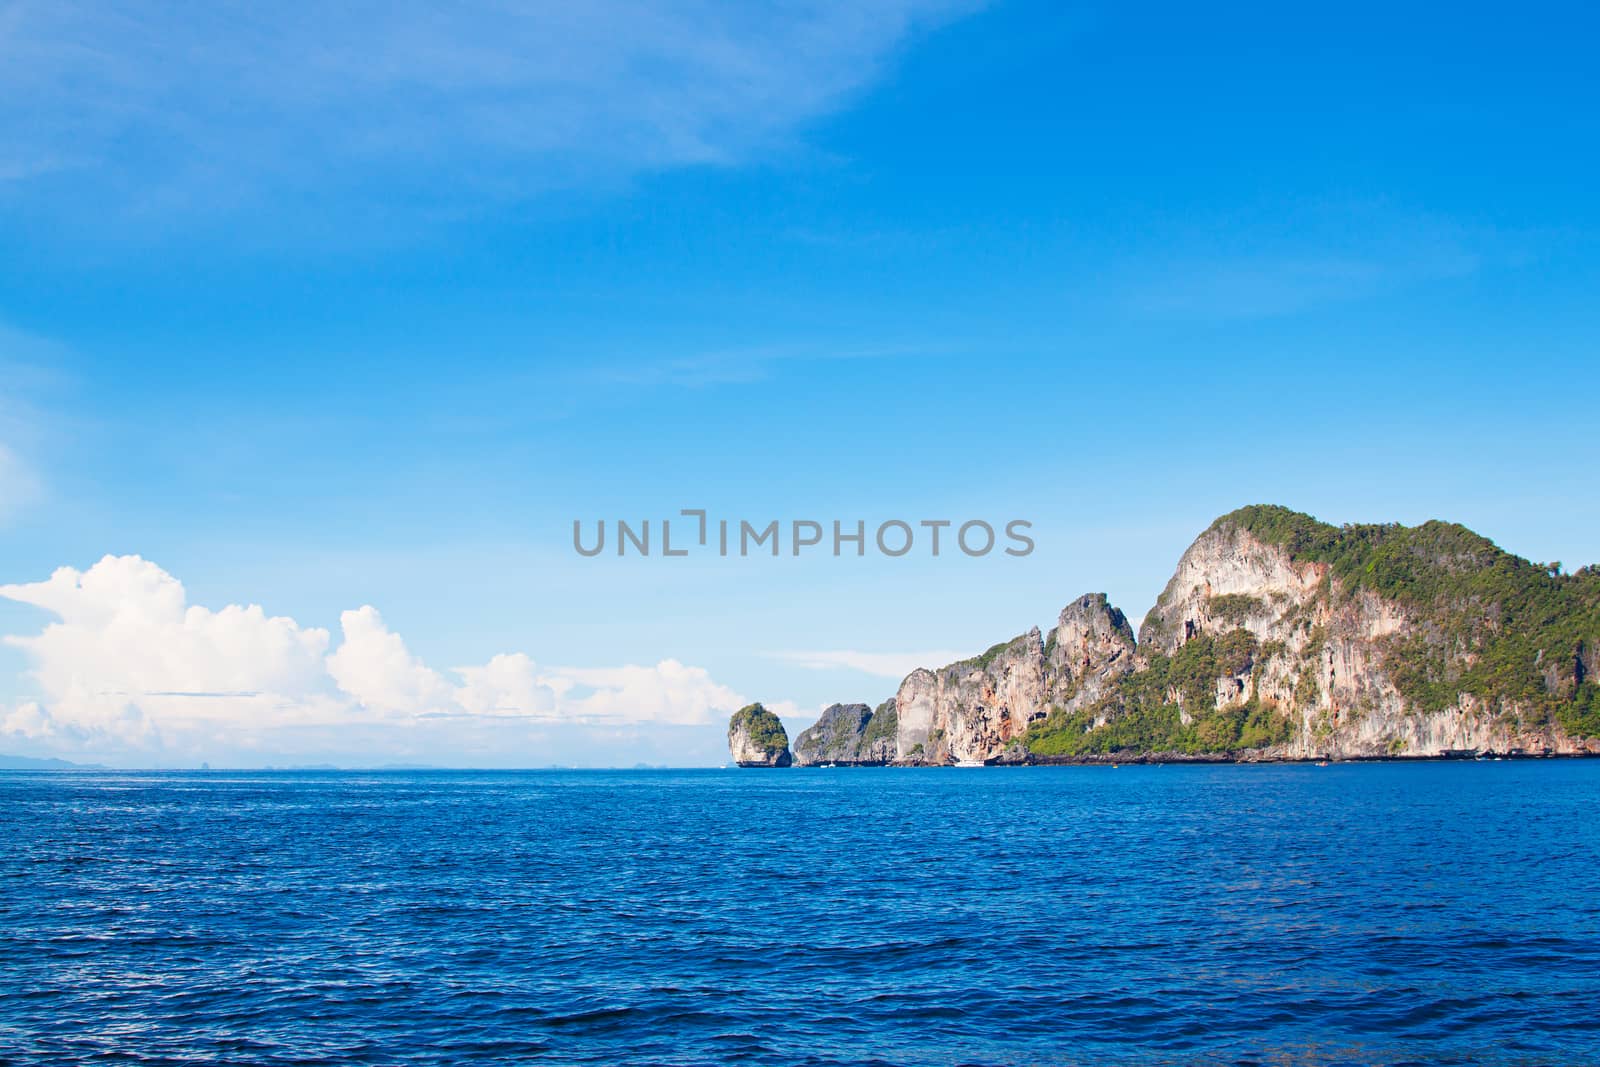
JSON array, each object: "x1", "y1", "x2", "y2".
[
  {"x1": 0, "y1": 756, "x2": 704, "y2": 772},
  {"x1": 0, "y1": 754, "x2": 106, "y2": 770}
]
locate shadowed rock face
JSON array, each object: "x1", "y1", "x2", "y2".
[
  {"x1": 727, "y1": 704, "x2": 792, "y2": 767},
  {"x1": 791, "y1": 701, "x2": 898, "y2": 765}
]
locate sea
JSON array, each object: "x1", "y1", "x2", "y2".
[{"x1": 3, "y1": 763, "x2": 1598, "y2": 1065}]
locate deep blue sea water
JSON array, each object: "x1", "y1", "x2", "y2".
[{"x1": 3, "y1": 764, "x2": 1599, "y2": 1066}]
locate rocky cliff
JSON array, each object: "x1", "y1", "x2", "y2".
[
  {"x1": 1109, "y1": 505, "x2": 1600, "y2": 760},
  {"x1": 895, "y1": 629, "x2": 1045, "y2": 763},
  {"x1": 727, "y1": 703, "x2": 792, "y2": 767},
  {"x1": 888, "y1": 593, "x2": 1139, "y2": 763},
  {"x1": 787, "y1": 506, "x2": 1600, "y2": 765},
  {"x1": 1044, "y1": 593, "x2": 1139, "y2": 723},
  {"x1": 791, "y1": 701, "x2": 898, "y2": 765}
]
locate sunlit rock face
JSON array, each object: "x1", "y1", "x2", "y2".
[
  {"x1": 1044, "y1": 593, "x2": 1139, "y2": 727},
  {"x1": 874, "y1": 507, "x2": 1600, "y2": 761},
  {"x1": 889, "y1": 593, "x2": 1141, "y2": 764},
  {"x1": 1138, "y1": 513, "x2": 1599, "y2": 759},
  {"x1": 894, "y1": 630, "x2": 1040, "y2": 764},
  {"x1": 727, "y1": 704, "x2": 792, "y2": 767}
]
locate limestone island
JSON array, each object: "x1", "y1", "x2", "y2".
[
  {"x1": 730, "y1": 505, "x2": 1600, "y2": 767},
  {"x1": 726, "y1": 703, "x2": 792, "y2": 767}
]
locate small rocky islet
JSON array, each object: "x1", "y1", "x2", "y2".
[
  {"x1": 731, "y1": 504, "x2": 1600, "y2": 766},
  {"x1": 726, "y1": 703, "x2": 792, "y2": 767}
]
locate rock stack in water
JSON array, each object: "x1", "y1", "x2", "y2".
[
  {"x1": 726, "y1": 703, "x2": 792, "y2": 767},
  {"x1": 791, "y1": 700, "x2": 899, "y2": 766}
]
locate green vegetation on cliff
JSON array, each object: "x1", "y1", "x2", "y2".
[
  {"x1": 728, "y1": 703, "x2": 789, "y2": 751},
  {"x1": 1566, "y1": 683, "x2": 1600, "y2": 739},
  {"x1": 1169, "y1": 628, "x2": 1258, "y2": 706},
  {"x1": 1025, "y1": 628, "x2": 1294, "y2": 757},
  {"x1": 1208, "y1": 593, "x2": 1264, "y2": 624},
  {"x1": 1215, "y1": 505, "x2": 1600, "y2": 734},
  {"x1": 874, "y1": 505, "x2": 1599, "y2": 763},
  {"x1": 959, "y1": 633, "x2": 1033, "y2": 671},
  {"x1": 1024, "y1": 688, "x2": 1293, "y2": 757},
  {"x1": 862, "y1": 699, "x2": 898, "y2": 751}
]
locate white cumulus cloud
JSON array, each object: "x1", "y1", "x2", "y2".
[
  {"x1": 0, "y1": 556, "x2": 335, "y2": 741},
  {"x1": 454, "y1": 652, "x2": 562, "y2": 719},
  {"x1": 327, "y1": 606, "x2": 455, "y2": 715},
  {"x1": 1, "y1": 701, "x2": 54, "y2": 741},
  {"x1": 556, "y1": 660, "x2": 745, "y2": 727},
  {"x1": 0, "y1": 555, "x2": 758, "y2": 758}
]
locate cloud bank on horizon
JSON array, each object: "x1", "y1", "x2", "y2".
[{"x1": 0, "y1": 555, "x2": 769, "y2": 766}]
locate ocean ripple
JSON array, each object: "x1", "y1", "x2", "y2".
[{"x1": 3, "y1": 763, "x2": 1599, "y2": 1065}]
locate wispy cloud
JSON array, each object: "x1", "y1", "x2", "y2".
[
  {"x1": 766, "y1": 648, "x2": 966, "y2": 679},
  {"x1": 1130, "y1": 252, "x2": 1479, "y2": 321},
  {"x1": 1120, "y1": 204, "x2": 1487, "y2": 321},
  {"x1": 0, "y1": 1, "x2": 980, "y2": 219},
  {"x1": 0, "y1": 323, "x2": 69, "y2": 525},
  {"x1": 585, "y1": 341, "x2": 946, "y2": 388},
  {"x1": 0, "y1": 444, "x2": 39, "y2": 524}
]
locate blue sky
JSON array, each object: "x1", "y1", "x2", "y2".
[{"x1": 1, "y1": 1, "x2": 1597, "y2": 767}]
